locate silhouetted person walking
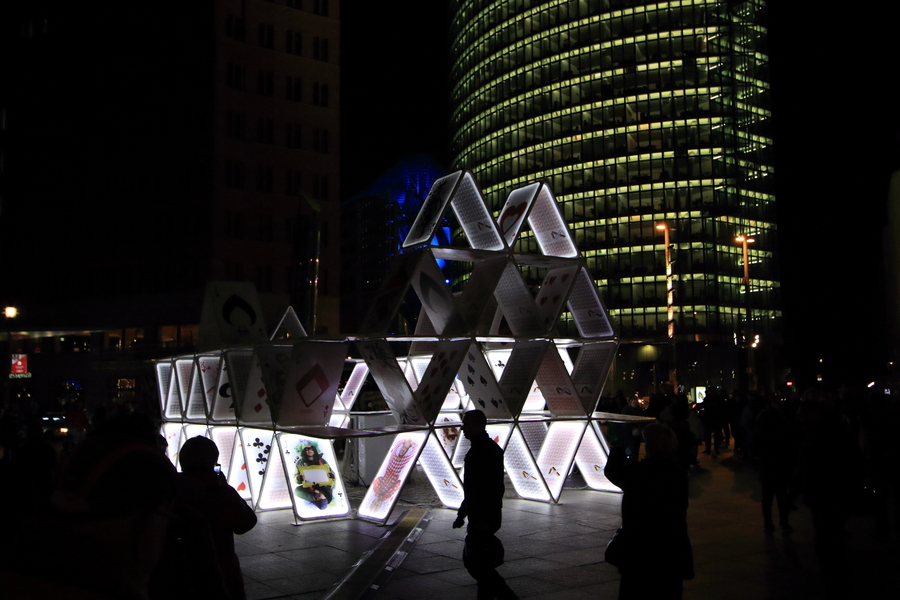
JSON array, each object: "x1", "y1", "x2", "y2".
[{"x1": 453, "y1": 410, "x2": 517, "y2": 600}]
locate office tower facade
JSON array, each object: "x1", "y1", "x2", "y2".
[{"x1": 449, "y1": 0, "x2": 778, "y2": 392}]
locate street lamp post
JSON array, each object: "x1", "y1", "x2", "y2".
[
  {"x1": 735, "y1": 235, "x2": 755, "y2": 389},
  {"x1": 657, "y1": 223, "x2": 675, "y2": 390},
  {"x1": 4, "y1": 307, "x2": 17, "y2": 411},
  {"x1": 656, "y1": 223, "x2": 674, "y2": 340}
]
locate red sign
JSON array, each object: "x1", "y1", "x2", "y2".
[{"x1": 11, "y1": 354, "x2": 27, "y2": 375}]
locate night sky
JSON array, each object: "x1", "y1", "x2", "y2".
[{"x1": 341, "y1": 2, "x2": 900, "y2": 388}]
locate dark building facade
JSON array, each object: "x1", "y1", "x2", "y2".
[{"x1": 0, "y1": 0, "x2": 340, "y2": 411}]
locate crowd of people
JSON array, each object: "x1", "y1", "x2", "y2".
[
  {"x1": 0, "y1": 405, "x2": 257, "y2": 600},
  {"x1": 600, "y1": 382, "x2": 900, "y2": 599}
]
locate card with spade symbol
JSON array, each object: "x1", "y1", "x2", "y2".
[{"x1": 456, "y1": 343, "x2": 510, "y2": 419}]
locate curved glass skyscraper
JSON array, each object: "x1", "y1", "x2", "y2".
[{"x1": 449, "y1": 0, "x2": 778, "y2": 391}]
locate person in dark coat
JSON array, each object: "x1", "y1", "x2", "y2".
[
  {"x1": 175, "y1": 436, "x2": 258, "y2": 600},
  {"x1": 605, "y1": 422, "x2": 693, "y2": 600},
  {"x1": 453, "y1": 410, "x2": 517, "y2": 600}
]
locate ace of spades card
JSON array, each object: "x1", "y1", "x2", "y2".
[
  {"x1": 278, "y1": 341, "x2": 348, "y2": 427},
  {"x1": 457, "y1": 343, "x2": 510, "y2": 419}
]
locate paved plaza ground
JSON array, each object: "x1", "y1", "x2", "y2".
[{"x1": 236, "y1": 445, "x2": 900, "y2": 600}]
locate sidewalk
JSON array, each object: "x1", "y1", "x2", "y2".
[{"x1": 236, "y1": 446, "x2": 900, "y2": 600}]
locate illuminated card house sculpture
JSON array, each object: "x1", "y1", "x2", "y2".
[
  {"x1": 157, "y1": 172, "x2": 620, "y2": 525},
  {"x1": 353, "y1": 171, "x2": 619, "y2": 521}
]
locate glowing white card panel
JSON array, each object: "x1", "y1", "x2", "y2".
[
  {"x1": 567, "y1": 267, "x2": 614, "y2": 338},
  {"x1": 161, "y1": 422, "x2": 184, "y2": 466},
  {"x1": 410, "y1": 357, "x2": 430, "y2": 388},
  {"x1": 498, "y1": 182, "x2": 540, "y2": 245},
  {"x1": 197, "y1": 355, "x2": 221, "y2": 417},
  {"x1": 279, "y1": 434, "x2": 350, "y2": 520},
  {"x1": 575, "y1": 426, "x2": 619, "y2": 493},
  {"x1": 358, "y1": 340, "x2": 425, "y2": 425},
  {"x1": 223, "y1": 349, "x2": 254, "y2": 420},
  {"x1": 522, "y1": 381, "x2": 546, "y2": 413},
  {"x1": 175, "y1": 358, "x2": 194, "y2": 415},
  {"x1": 328, "y1": 413, "x2": 349, "y2": 428},
  {"x1": 156, "y1": 362, "x2": 173, "y2": 417},
  {"x1": 504, "y1": 425, "x2": 551, "y2": 502},
  {"x1": 256, "y1": 345, "x2": 293, "y2": 423},
  {"x1": 419, "y1": 432, "x2": 464, "y2": 509},
  {"x1": 239, "y1": 352, "x2": 272, "y2": 427},
  {"x1": 497, "y1": 341, "x2": 550, "y2": 416},
  {"x1": 414, "y1": 340, "x2": 469, "y2": 424},
  {"x1": 571, "y1": 341, "x2": 617, "y2": 414},
  {"x1": 339, "y1": 362, "x2": 369, "y2": 411},
  {"x1": 441, "y1": 379, "x2": 464, "y2": 411},
  {"x1": 410, "y1": 251, "x2": 460, "y2": 335},
  {"x1": 529, "y1": 184, "x2": 577, "y2": 258},
  {"x1": 404, "y1": 171, "x2": 462, "y2": 248},
  {"x1": 557, "y1": 345, "x2": 575, "y2": 374},
  {"x1": 358, "y1": 432, "x2": 428, "y2": 523},
  {"x1": 278, "y1": 341, "x2": 348, "y2": 427},
  {"x1": 435, "y1": 413, "x2": 462, "y2": 457},
  {"x1": 256, "y1": 437, "x2": 292, "y2": 512},
  {"x1": 399, "y1": 359, "x2": 418, "y2": 391},
  {"x1": 534, "y1": 265, "x2": 579, "y2": 330},
  {"x1": 537, "y1": 421, "x2": 587, "y2": 501},
  {"x1": 165, "y1": 367, "x2": 184, "y2": 419},
  {"x1": 494, "y1": 262, "x2": 543, "y2": 336},
  {"x1": 451, "y1": 172, "x2": 505, "y2": 251},
  {"x1": 590, "y1": 420, "x2": 612, "y2": 454},
  {"x1": 457, "y1": 343, "x2": 511, "y2": 419},
  {"x1": 185, "y1": 359, "x2": 207, "y2": 422},
  {"x1": 240, "y1": 428, "x2": 275, "y2": 508},
  {"x1": 210, "y1": 356, "x2": 237, "y2": 423},
  {"x1": 227, "y1": 431, "x2": 252, "y2": 500},
  {"x1": 210, "y1": 426, "x2": 238, "y2": 477},
  {"x1": 536, "y1": 347, "x2": 583, "y2": 417}
]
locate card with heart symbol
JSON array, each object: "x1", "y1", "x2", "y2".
[{"x1": 498, "y1": 182, "x2": 541, "y2": 246}]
